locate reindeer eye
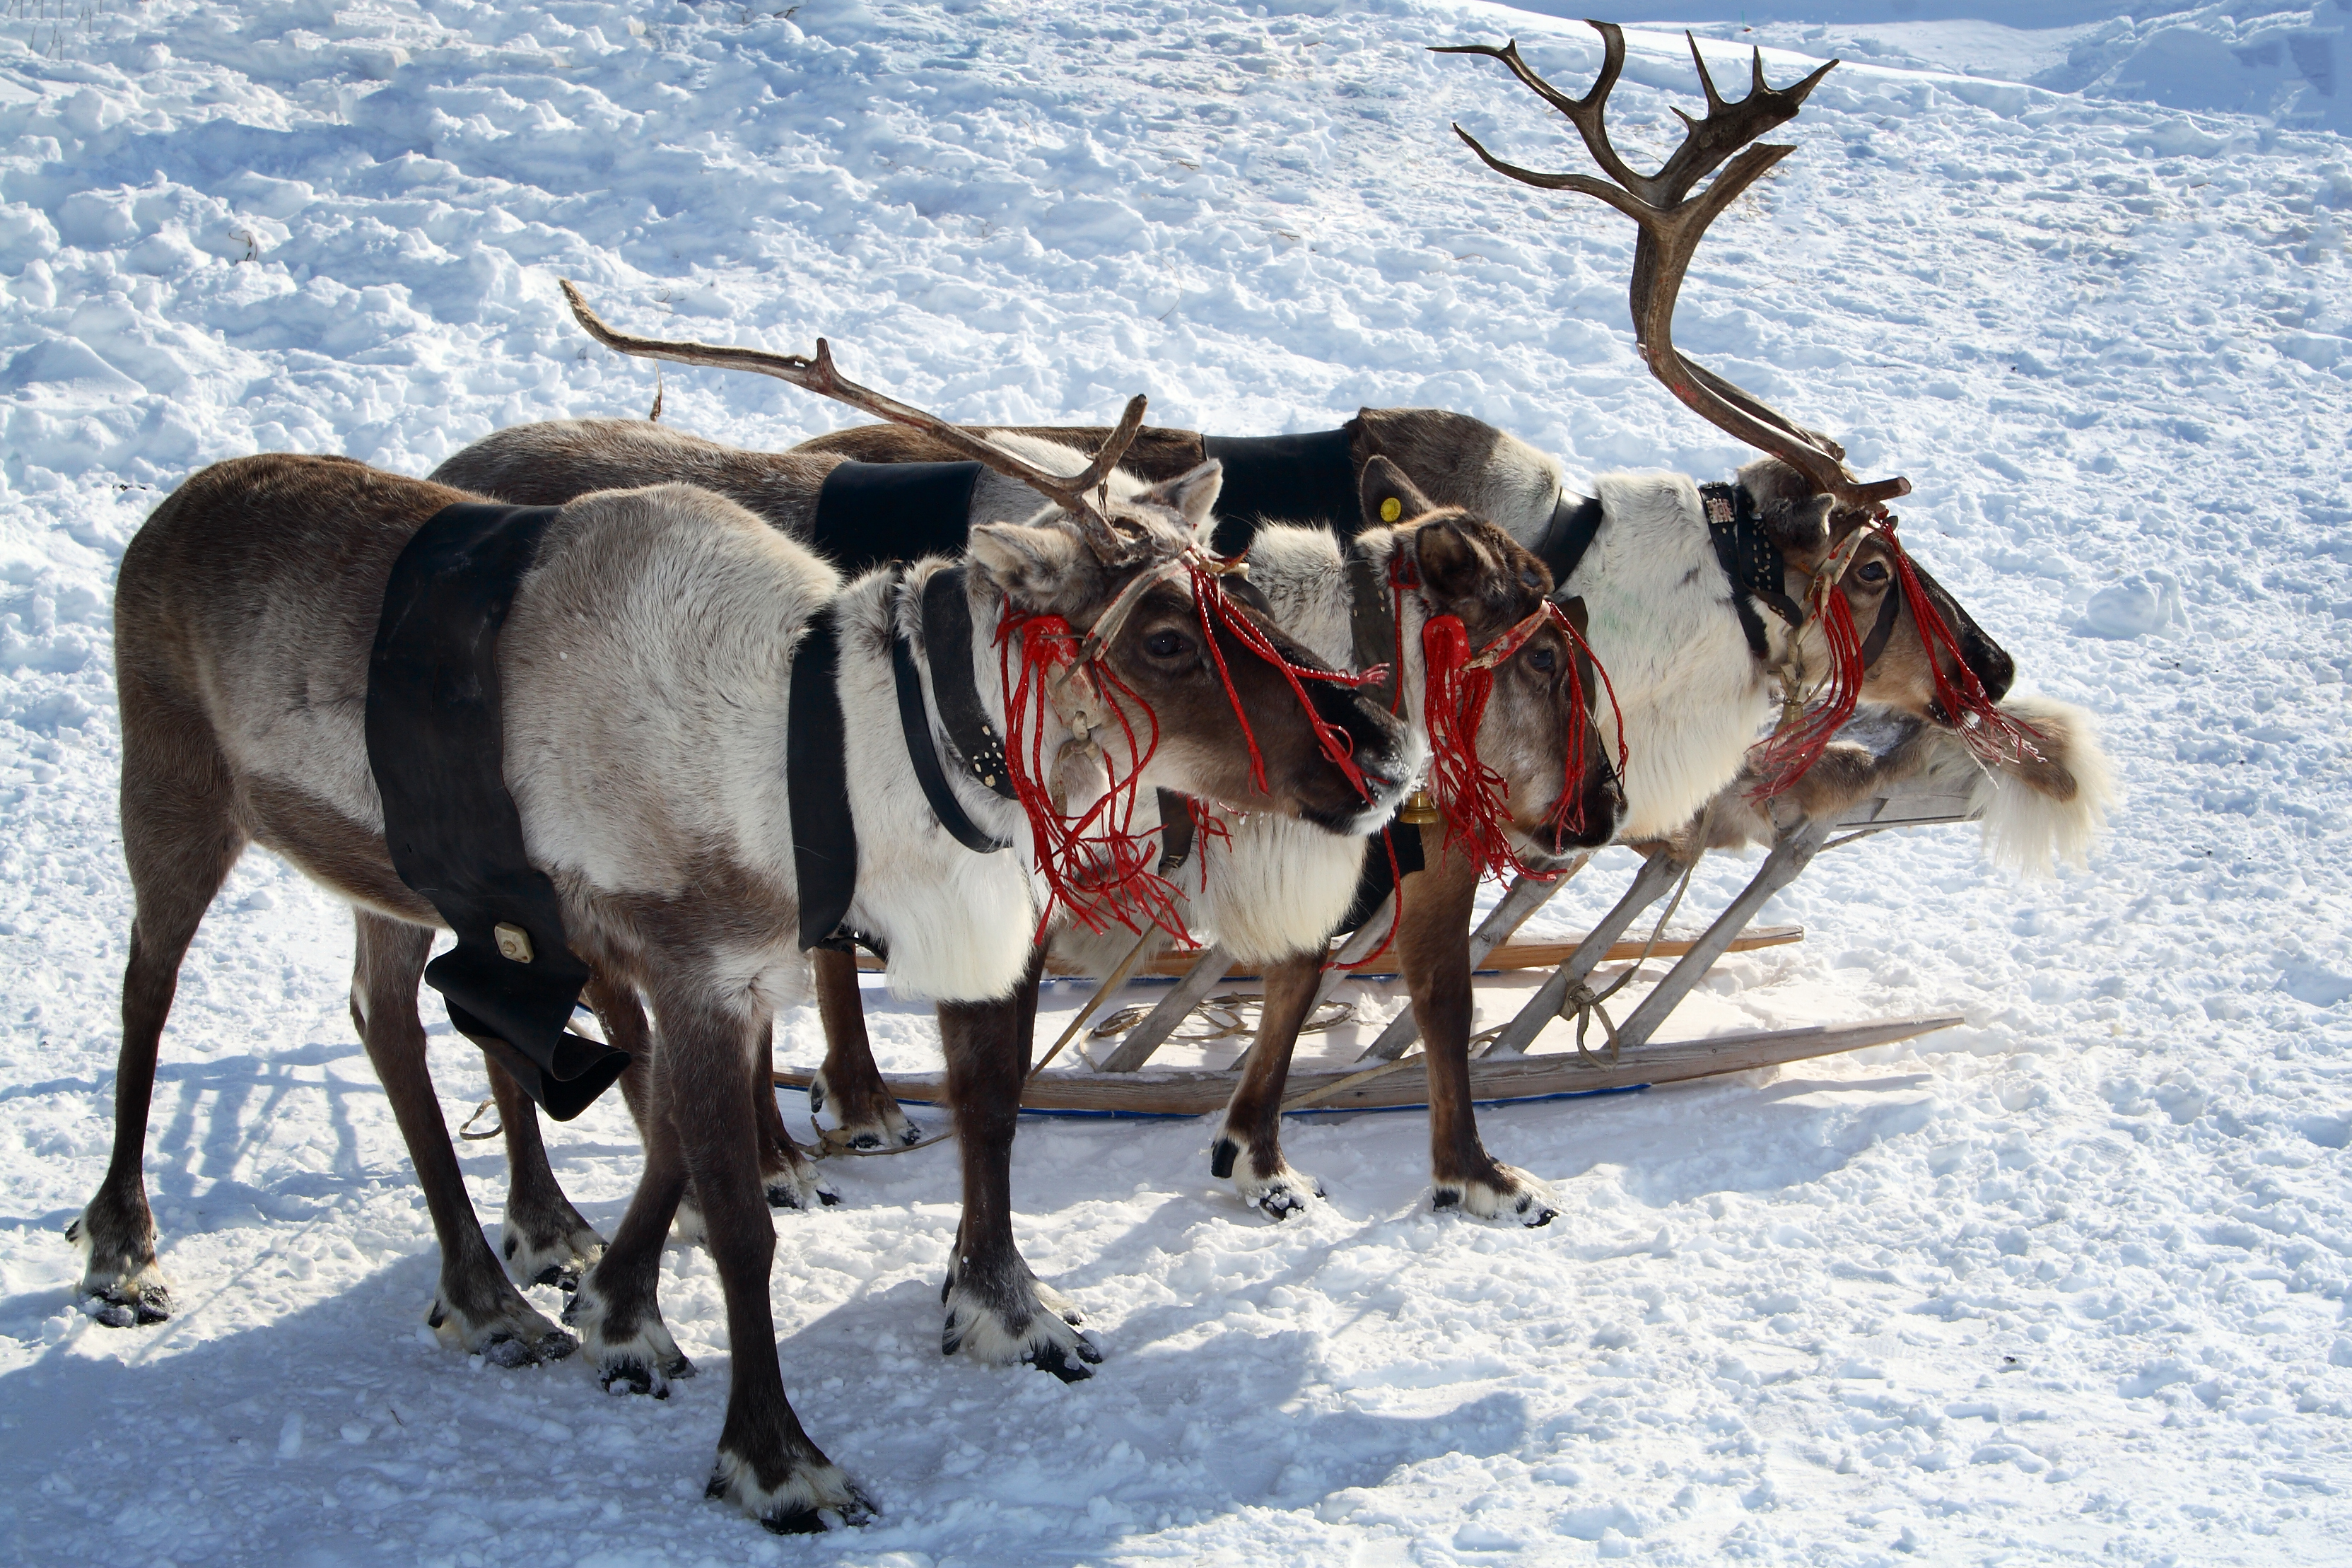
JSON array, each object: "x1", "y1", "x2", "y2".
[
  {"x1": 1143, "y1": 630, "x2": 1190, "y2": 660},
  {"x1": 1529, "y1": 646, "x2": 1557, "y2": 673},
  {"x1": 1856, "y1": 561, "x2": 1890, "y2": 586}
]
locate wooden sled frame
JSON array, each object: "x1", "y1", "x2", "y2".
[{"x1": 773, "y1": 773, "x2": 1984, "y2": 1116}]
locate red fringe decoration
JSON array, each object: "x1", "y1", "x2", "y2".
[
  {"x1": 1883, "y1": 527, "x2": 2044, "y2": 766},
  {"x1": 1745, "y1": 575, "x2": 1865, "y2": 798},
  {"x1": 1747, "y1": 519, "x2": 2042, "y2": 798},
  {"x1": 1186, "y1": 559, "x2": 1388, "y2": 805},
  {"x1": 995, "y1": 609, "x2": 1190, "y2": 946},
  {"x1": 1405, "y1": 550, "x2": 1626, "y2": 882},
  {"x1": 990, "y1": 561, "x2": 1391, "y2": 948}
]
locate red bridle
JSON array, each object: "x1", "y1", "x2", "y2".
[
  {"x1": 1748, "y1": 515, "x2": 2040, "y2": 797},
  {"x1": 993, "y1": 546, "x2": 1388, "y2": 944},
  {"x1": 1398, "y1": 555, "x2": 1627, "y2": 884}
]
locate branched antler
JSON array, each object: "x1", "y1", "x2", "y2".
[
  {"x1": 1437, "y1": 25, "x2": 1907, "y2": 510},
  {"x1": 561, "y1": 279, "x2": 1152, "y2": 558}
]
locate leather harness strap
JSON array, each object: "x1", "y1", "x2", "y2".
[
  {"x1": 1530, "y1": 488, "x2": 1606, "y2": 592},
  {"x1": 1154, "y1": 788, "x2": 1196, "y2": 875},
  {"x1": 919, "y1": 567, "x2": 1017, "y2": 801},
  {"x1": 812, "y1": 459, "x2": 983, "y2": 575},
  {"x1": 366, "y1": 501, "x2": 631, "y2": 1121},
  {"x1": 1701, "y1": 480, "x2": 1808, "y2": 661},
  {"x1": 787, "y1": 605, "x2": 861, "y2": 952},
  {"x1": 891, "y1": 571, "x2": 1013, "y2": 855},
  {"x1": 1345, "y1": 544, "x2": 1399, "y2": 713},
  {"x1": 1859, "y1": 575, "x2": 1903, "y2": 669},
  {"x1": 1200, "y1": 428, "x2": 1359, "y2": 553}
]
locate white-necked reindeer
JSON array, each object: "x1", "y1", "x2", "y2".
[{"x1": 73, "y1": 344, "x2": 1415, "y2": 1531}]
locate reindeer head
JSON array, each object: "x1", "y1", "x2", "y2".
[
  {"x1": 1441, "y1": 26, "x2": 2030, "y2": 789},
  {"x1": 965, "y1": 451, "x2": 1415, "y2": 841},
  {"x1": 1738, "y1": 457, "x2": 2015, "y2": 724},
  {"x1": 1361, "y1": 457, "x2": 1620, "y2": 871}
]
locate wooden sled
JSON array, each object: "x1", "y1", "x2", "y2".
[
  {"x1": 855, "y1": 925, "x2": 1806, "y2": 982},
  {"x1": 778, "y1": 773, "x2": 1984, "y2": 1116}
]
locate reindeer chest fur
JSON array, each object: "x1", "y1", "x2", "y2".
[
  {"x1": 1574, "y1": 473, "x2": 1779, "y2": 841},
  {"x1": 501, "y1": 496, "x2": 1043, "y2": 1005}
]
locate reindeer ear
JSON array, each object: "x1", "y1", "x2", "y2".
[
  {"x1": 1359, "y1": 455, "x2": 1437, "y2": 532},
  {"x1": 1410, "y1": 517, "x2": 1491, "y2": 604},
  {"x1": 1140, "y1": 459, "x2": 1223, "y2": 543},
  {"x1": 967, "y1": 522, "x2": 1082, "y2": 604},
  {"x1": 1736, "y1": 456, "x2": 1835, "y2": 556}
]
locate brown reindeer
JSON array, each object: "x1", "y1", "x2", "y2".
[{"x1": 73, "y1": 349, "x2": 1414, "y2": 1531}]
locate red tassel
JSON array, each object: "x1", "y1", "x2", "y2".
[
  {"x1": 995, "y1": 608, "x2": 1191, "y2": 947},
  {"x1": 1883, "y1": 528, "x2": 2044, "y2": 766},
  {"x1": 1746, "y1": 578, "x2": 1865, "y2": 798},
  {"x1": 1407, "y1": 557, "x2": 1625, "y2": 879}
]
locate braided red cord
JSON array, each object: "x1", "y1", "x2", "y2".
[
  {"x1": 1187, "y1": 559, "x2": 1388, "y2": 805},
  {"x1": 990, "y1": 558, "x2": 1392, "y2": 947}
]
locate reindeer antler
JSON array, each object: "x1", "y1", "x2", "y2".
[
  {"x1": 1437, "y1": 27, "x2": 1908, "y2": 510},
  {"x1": 560, "y1": 280, "x2": 1152, "y2": 558}
]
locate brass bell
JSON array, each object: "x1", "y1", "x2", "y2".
[{"x1": 1397, "y1": 787, "x2": 1441, "y2": 827}]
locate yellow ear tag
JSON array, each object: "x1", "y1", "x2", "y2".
[{"x1": 1379, "y1": 496, "x2": 1403, "y2": 523}]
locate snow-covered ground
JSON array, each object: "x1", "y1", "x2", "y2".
[{"x1": 1, "y1": 0, "x2": 2348, "y2": 1562}]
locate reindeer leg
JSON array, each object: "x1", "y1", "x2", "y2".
[
  {"x1": 939, "y1": 949, "x2": 1096, "y2": 1380},
  {"x1": 643, "y1": 981, "x2": 871, "y2": 1531},
  {"x1": 1412, "y1": 845, "x2": 1558, "y2": 1227},
  {"x1": 486, "y1": 1054, "x2": 605, "y2": 1292},
  {"x1": 565, "y1": 1042, "x2": 696, "y2": 1398},
  {"x1": 351, "y1": 913, "x2": 576, "y2": 1363},
  {"x1": 807, "y1": 947, "x2": 920, "y2": 1151},
  {"x1": 71, "y1": 739, "x2": 245, "y2": 1328},
  {"x1": 1210, "y1": 951, "x2": 1329, "y2": 1221},
  {"x1": 751, "y1": 1019, "x2": 837, "y2": 1212}
]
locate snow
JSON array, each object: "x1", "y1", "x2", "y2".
[{"x1": 1, "y1": 0, "x2": 2348, "y2": 1562}]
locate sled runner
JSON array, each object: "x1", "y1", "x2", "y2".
[{"x1": 773, "y1": 768, "x2": 1982, "y2": 1116}]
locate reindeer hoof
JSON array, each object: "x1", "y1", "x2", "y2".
[
  {"x1": 568, "y1": 1275, "x2": 691, "y2": 1394},
  {"x1": 501, "y1": 1217, "x2": 604, "y2": 1292},
  {"x1": 600, "y1": 1350, "x2": 696, "y2": 1397},
  {"x1": 82, "y1": 1278, "x2": 173, "y2": 1328},
  {"x1": 483, "y1": 1328, "x2": 578, "y2": 1369},
  {"x1": 942, "y1": 1273, "x2": 1101, "y2": 1375},
  {"x1": 765, "y1": 1172, "x2": 841, "y2": 1211},
  {"x1": 810, "y1": 1070, "x2": 923, "y2": 1155},
  {"x1": 427, "y1": 1289, "x2": 575, "y2": 1364},
  {"x1": 706, "y1": 1449, "x2": 874, "y2": 1533},
  {"x1": 1025, "y1": 1339, "x2": 1104, "y2": 1383},
  {"x1": 1231, "y1": 1159, "x2": 1326, "y2": 1222},
  {"x1": 1435, "y1": 1165, "x2": 1560, "y2": 1228},
  {"x1": 69, "y1": 1216, "x2": 173, "y2": 1326}
]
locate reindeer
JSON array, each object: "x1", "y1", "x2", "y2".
[
  {"x1": 73, "y1": 345, "x2": 1415, "y2": 1531},
  {"x1": 429, "y1": 293, "x2": 1619, "y2": 1258}
]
